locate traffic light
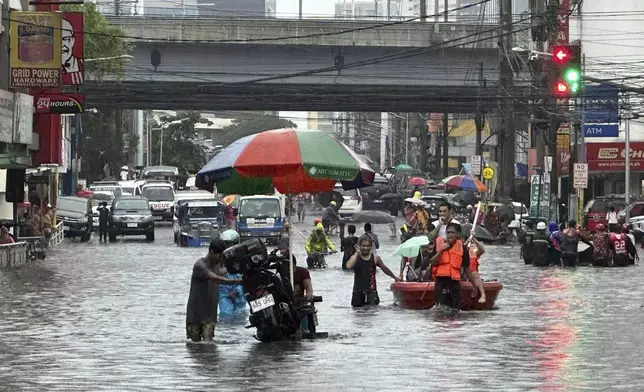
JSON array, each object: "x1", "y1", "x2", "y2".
[{"x1": 551, "y1": 45, "x2": 581, "y2": 98}]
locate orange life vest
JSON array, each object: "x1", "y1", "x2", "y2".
[
  {"x1": 468, "y1": 245, "x2": 479, "y2": 272},
  {"x1": 433, "y1": 237, "x2": 464, "y2": 281}
]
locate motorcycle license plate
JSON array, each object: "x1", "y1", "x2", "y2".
[{"x1": 250, "y1": 294, "x2": 275, "y2": 312}]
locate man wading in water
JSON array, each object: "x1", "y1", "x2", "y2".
[
  {"x1": 186, "y1": 239, "x2": 242, "y2": 342},
  {"x1": 346, "y1": 235, "x2": 400, "y2": 307}
]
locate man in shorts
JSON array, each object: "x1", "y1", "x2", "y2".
[{"x1": 186, "y1": 239, "x2": 242, "y2": 342}]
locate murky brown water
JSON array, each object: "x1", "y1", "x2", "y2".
[{"x1": 2, "y1": 218, "x2": 643, "y2": 391}]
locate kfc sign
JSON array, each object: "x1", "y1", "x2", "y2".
[{"x1": 587, "y1": 142, "x2": 644, "y2": 171}]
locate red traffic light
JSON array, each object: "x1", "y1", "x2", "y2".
[
  {"x1": 554, "y1": 80, "x2": 569, "y2": 96},
  {"x1": 552, "y1": 46, "x2": 572, "y2": 64}
]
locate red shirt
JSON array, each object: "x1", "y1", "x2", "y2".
[{"x1": 294, "y1": 266, "x2": 311, "y2": 298}]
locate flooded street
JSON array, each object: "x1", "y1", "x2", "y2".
[{"x1": 2, "y1": 217, "x2": 644, "y2": 391}]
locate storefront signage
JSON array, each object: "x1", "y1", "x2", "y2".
[
  {"x1": 530, "y1": 175, "x2": 550, "y2": 218},
  {"x1": 584, "y1": 84, "x2": 619, "y2": 124},
  {"x1": 10, "y1": 12, "x2": 62, "y2": 88},
  {"x1": 61, "y1": 12, "x2": 84, "y2": 85},
  {"x1": 35, "y1": 93, "x2": 84, "y2": 114},
  {"x1": 586, "y1": 142, "x2": 644, "y2": 171},
  {"x1": 583, "y1": 124, "x2": 619, "y2": 138},
  {"x1": 0, "y1": 89, "x2": 34, "y2": 145}
]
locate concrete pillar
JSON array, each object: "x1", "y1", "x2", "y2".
[
  {"x1": 135, "y1": 110, "x2": 144, "y2": 167},
  {"x1": 380, "y1": 112, "x2": 389, "y2": 171}
]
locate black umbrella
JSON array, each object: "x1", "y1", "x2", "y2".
[
  {"x1": 349, "y1": 210, "x2": 395, "y2": 224},
  {"x1": 380, "y1": 193, "x2": 400, "y2": 200},
  {"x1": 318, "y1": 191, "x2": 344, "y2": 209},
  {"x1": 460, "y1": 222, "x2": 496, "y2": 242}
]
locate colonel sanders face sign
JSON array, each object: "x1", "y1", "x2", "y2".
[{"x1": 62, "y1": 18, "x2": 78, "y2": 73}]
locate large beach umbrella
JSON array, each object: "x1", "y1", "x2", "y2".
[
  {"x1": 196, "y1": 128, "x2": 376, "y2": 195},
  {"x1": 441, "y1": 175, "x2": 488, "y2": 192}
]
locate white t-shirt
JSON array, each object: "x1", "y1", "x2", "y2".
[
  {"x1": 607, "y1": 211, "x2": 618, "y2": 224},
  {"x1": 431, "y1": 218, "x2": 462, "y2": 238}
]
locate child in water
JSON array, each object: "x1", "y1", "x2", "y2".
[{"x1": 219, "y1": 272, "x2": 246, "y2": 321}]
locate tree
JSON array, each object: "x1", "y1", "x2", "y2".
[
  {"x1": 82, "y1": 109, "x2": 138, "y2": 182},
  {"x1": 215, "y1": 113, "x2": 297, "y2": 147},
  {"x1": 148, "y1": 111, "x2": 212, "y2": 174},
  {"x1": 61, "y1": 3, "x2": 131, "y2": 80}
]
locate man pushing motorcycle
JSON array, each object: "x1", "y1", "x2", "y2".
[{"x1": 305, "y1": 223, "x2": 337, "y2": 268}]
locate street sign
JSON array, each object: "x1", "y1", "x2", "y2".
[
  {"x1": 573, "y1": 163, "x2": 588, "y2": 188},
  {"x1": 584, "y1": 84, "x2": 619, "y2": 123},
  {"x1": 482, "y1": 167, "x2": 494, "y2": 180},
  {"x1": 544, "y1": 156, "x2": 553, "y2": 172},
  {"x1": 530, "y1": 175, "x2": 550, "y2": 218},
  {"x1": 583, "y1": 124, "x2": 619, "y2": 137},
  {"x1": 472, "y1": 155, "x2": 482, "y2": 175}
]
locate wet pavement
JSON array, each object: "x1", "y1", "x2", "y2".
[{"x1": 2, "y1": 216, "x2": 644, "y2": 391}]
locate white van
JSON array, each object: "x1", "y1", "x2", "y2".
[{"x1": 141, "y1": 180, "x2": 175, "y2": 221}]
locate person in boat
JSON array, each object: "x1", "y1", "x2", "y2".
[
  {"x1": 186, "y1": 239, "x2": 243, "y2": 342},
  {"x1": 609, "y1": 224, "x2": 637, "y2": 267},
  {"x1": 519, "y1": 220, "x2": 536, "y2": 264},
  {"x1": 591, "y1": 223, "x2": 611, "y2": 267},
  {"x1": 346, "y1": 234, "x2": 401, "y2": 307},
  {"x1": 463, "y1": 235, "x2": 485, "y2": 274},
  {"x1": 426, "y1": 222, "x2": 486, "y2": 309},
  {"x1": 412, "y1": 240, "x2": 435, "y2": 281},
  {"x1": 429, "y1": 202, "x2": 461, "y2": 240},
  {"x1": 305, "y1": 223, "x2": 337, "y2": 267},
  {"x1": 532, "y1": 222, "x2": 550, "y2": 267},
  {"x1": 341, "y1": 224, "x2": 359, "y2": 270}
]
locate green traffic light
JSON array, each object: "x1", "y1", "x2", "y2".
[{"x1": 565, "y1": 68, "x2": 581, "y2": 82}]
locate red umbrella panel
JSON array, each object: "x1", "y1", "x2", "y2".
[{"x1": 408, "y1": 176, "x2": 428, "y2": 187}]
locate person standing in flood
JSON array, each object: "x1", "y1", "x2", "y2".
[
  {"x1": 346, "y1": 234, "x2": 400, "y2": 307},
  {"x1": 340, "y1": 224, "x2": 359, "y2": 270},
  {"x1": 97, "y1": 201, "x2": 110, "y2": 242},
  {"x1": 186, "y1": 240, "x2": 242, "y2": 342}
]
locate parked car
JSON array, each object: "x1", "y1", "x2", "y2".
[
  {"x1": 421, "y1": 195, "x2": 452, "y2": 220},
  {"x1": 583, "y1": 196, "x2": 627, "y2": 233},
  {"x1": 108, "y1": 196, "x2": 155, "y2": 242},
  {"x1": 118, "y1": 180, "x2": 145, "y2": 196},
  {"x1": 56, "y1": 196, "x2": 93, "y2": 241},
  {"x1": 89, "y1": 181, "x2": 123, "y2": 198},
  {"x1": 360, "y1": 174, "x2": 392, "y2": 210},
  {"x1": 333, "y1": 183, "x2": 363, "y2": 217}
]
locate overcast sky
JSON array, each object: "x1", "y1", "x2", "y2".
[{"x1": 276, "y1": 0, "x2": 335, "y2": 18}]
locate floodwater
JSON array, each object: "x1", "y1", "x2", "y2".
[{"x1": 2, "y1": 217, "x2": 644, "y2": 391}]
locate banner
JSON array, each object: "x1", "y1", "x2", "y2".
[
  {"x1": 10, "y1": 12, "x2": 62, "y2": 88},
  {"x1": 35, "y1": 93, "x2": 84, "y2": 114},
  {"x1": 586, "y1": 142, "x2": 644, "y2": 171},
  {"x1": 62, "y1": 12, "x2": 84, "y2": 85},
  {"x1": 556, "y1": 124, "x2": 570, "y2": 176}
]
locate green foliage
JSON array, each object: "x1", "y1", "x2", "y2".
[
  {"x1": 81, "y1": 109, "x2": 138, "y2": 181},
  {"x1": 60, "y1": 3, "x2": 131, "y2": 80},
  {"x1": 147, "y1": 111, "x2": 211, "y2": 174},
  {"x1": 215, "y1": 113, "x2": 297, "y2": 147}
]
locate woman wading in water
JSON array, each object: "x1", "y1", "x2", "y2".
[{"x1": 346, "y1": 235, "x2": 400, "y2": 307}]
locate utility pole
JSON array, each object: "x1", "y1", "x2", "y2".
[
  {"x1": 475, "y1": 62, "x2": 485, "y2": 155},
  {"x1": 405, "y1": 113, "x2": 410, "y2": 164},
  {"x1": 499, "y1": 0, "x2": 515, "y2": 198},
  {"x1": 0, "y1": 1, "x2": 9, "y2": 90},
  {"x1": 386, "y1": 0, "x2": 391, "y2": 20},
  {"x1": 114, "y1": 0, "x2": 121, "y2": 15},
  {"x1": 299, "y1": 0, "x2": 303, "y2": 19},
  {"x1": 442, "y1": 112, "x2": 449, "y2": 178},
  {"x1": 444, "y1": 0, "x2": 448, "y2": 21},
  {"x1": 420, "y1": 0, "x2": 427, "y2": 22}
]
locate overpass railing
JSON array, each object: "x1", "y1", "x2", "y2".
[{"x1": 0, "y1": 242, "x2": 28, "y2": 269}]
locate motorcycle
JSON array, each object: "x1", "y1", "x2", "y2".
[
  {"x1": 224, "y1": 239, "x2": 327, "y2": 342},
  {"x1": 307, "y1": 251, "x2": 335, "y2": 269}
]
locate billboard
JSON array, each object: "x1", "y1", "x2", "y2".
[
  {"x1": 586, "y1": 142, "x2": 644, "y2": 171},
  {"x1": 10, "y1": 12, "x2": 62, "y2": 88},
  {"x1": 61, "y1": 12, "x2": 84, "y2": 85}
]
